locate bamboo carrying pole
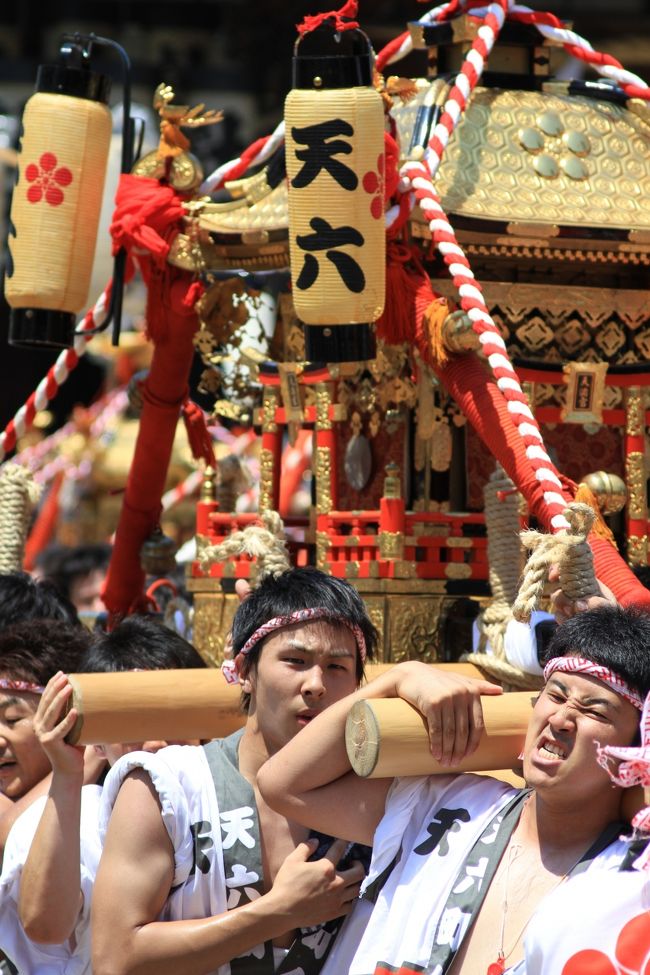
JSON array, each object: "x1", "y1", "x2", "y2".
[
  {"x1": 65, "y1": 670, "x2": 244, "y2": 745},
  {"x1": 64, "y1": 662, "x2": 489, "y2": 745},
  {"x1": 346, "y1": 693, "x2": 534, "y2": 778},
  {"x1": 345, "y1": 695, "x2": 646, "y2": 822}
]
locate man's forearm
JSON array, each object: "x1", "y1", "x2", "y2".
[
  {"x1": 261, "y1": 664, "x2": 407, "y2": 796},
  {"x1": 18, "y1": 772, "x2": 82, "y2": 943},
  {"x1": 94, "y1": 890, "x2": 300, "y2": 975}
]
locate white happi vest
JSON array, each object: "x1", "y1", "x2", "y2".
[
  {"x1": 101, "y1": 733, "x2": 357, "y2": 975},
  {"x1": 324, "y1": 773, "x2": 629, "y2": 975},
  {"x1": 0, "y1": 783, "x2": 103, "y2": 975},
  {"x1": 524, "y1": 868, "x2": 650, "y2": 974},
  {"x1": 101, "y1": 743, "x2": 234, "y2": 972}
]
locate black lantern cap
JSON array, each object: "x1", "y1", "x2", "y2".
[
  {"x1": 9, "y1": 308, "x2": 77, "y2": 349},
  {"x1": 293, "y1": 22, "x2": 374, "y2": 90},
  {"x1": 304, "y1": 322, "x2": 376, "y2": 364}
]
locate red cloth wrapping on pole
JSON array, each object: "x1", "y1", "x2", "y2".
[
  {"x1": 376, "y1": 259, "x2": 650, "y2": 611},
  {"x1": 436, "y1": 353, "x2": 650, "y2": 610},
  {"x1": 102, "y1": 175, "x2": 204, "y2": 616}
]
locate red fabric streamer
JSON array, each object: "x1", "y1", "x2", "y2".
[
  {"x1": 297, "y1": 0, "x2": 359, "y2": 35},
  {"x1": 181, "y1": 398, "x2": 216, "y2": 468},
  {"x1": 102, "y1": 175, "x2": 204, "y2": 618},
  {"x1": 110, "y1": 174, "x2": 187, "y2": 271},
  {"x1": 23, "y1": 472, "x2": 64, "y2": 572}
]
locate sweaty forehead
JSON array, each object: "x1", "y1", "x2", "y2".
[
  {"x1": 264, "y1": 619, "x2": 358, "y2": 656},
  {"x1": 547, "y1": 671, "x2": 625, "y2": 709}
]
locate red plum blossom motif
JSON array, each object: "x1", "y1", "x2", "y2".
[
  {"x1": 362, "y1": 154, "x2": 384, "y2": 219},
  {"x1": 25, "y1": 152, "x2": 73, "y2": 206},
  {"x1": 561, "y1": 911, "x2": 650, "y2": 975}
]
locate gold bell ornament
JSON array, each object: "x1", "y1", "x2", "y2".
[
  {"x1": 5, "y1": 34, "x2": 134, "y2": 348},
  {"x1": 285, "y1": 5, "x2": 385, "y2": 363}
]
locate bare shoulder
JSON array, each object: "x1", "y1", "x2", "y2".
[
  {"x1": 94, "y1": 769, "x2": 175, "y2": 926},
  {"x1": 102, "y1": 768, "x2": 172, "y2": 858}
]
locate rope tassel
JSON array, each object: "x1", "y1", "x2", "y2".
[{"x1": 512, "y1": 502, "x2": 601, "y2": 624}]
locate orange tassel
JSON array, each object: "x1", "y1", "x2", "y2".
[
  {"x1": 423, "y1": 297, "x2": 454, "y2": 369},
  {"x1": 574, "y1": 482, "x2": 618, "y2": 549}
]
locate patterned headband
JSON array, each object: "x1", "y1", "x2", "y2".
[
  {"x1": 222, "y1": 606, "x2": 367, "y2": 685},
  {"x1": 0, "y1": 678, "x2": 45, "y2": 695},
  {"x1": 597, "y1": 690, "x2": 650, "y2": 868},
  {"x1": 543, "y1": 656, "x2": 644, "y2": 711}
]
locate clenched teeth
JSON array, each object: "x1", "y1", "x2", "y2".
[{"x1": 540, "y1": 741, "x2": 566, "y2": 759}]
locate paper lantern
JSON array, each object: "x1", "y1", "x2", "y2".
[
  {"x1": 6, "y1": 46, "x2": 112, "y2": 348},
  {"x1": 285, "y1": 19, "x2": 385, "y2": 363}
]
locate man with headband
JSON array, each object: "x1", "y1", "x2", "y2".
[
  {"x1": 259, "y1": 604, "x2": 650, "y2": 975},
  {"x1": 92, "y1": 567, "x2": 377, "y2": 975}
]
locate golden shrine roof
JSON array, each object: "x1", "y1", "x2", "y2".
[
  {"x1": 176, "y1": 79, "x2": 650, "y2": 274},
  {"x1": 395, "y1": 81, "x2": 650, "y2": 234}
]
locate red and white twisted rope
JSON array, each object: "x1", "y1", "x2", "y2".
[
  {"x1": 161, "y1": 469, "x2": 203, "y2": 512},
  {"x1": 31, "y1": 388, "x2": 129, "y2": 487},
  {"x1": 0, "y1": 283, "x2": 112, "y2": 463},
  {"x1": 199, "y1": 121, "x2": 285, "y2": 195},
  {"x1": 376, "y1": 0, "x2": 650, "y2": 100},
  {"x1": 389, "y1": 0, "x2": 570, "y2": 529},
  {"x1": 405, "y1": 174, "x2": 570, "y2": 528},
  {"x1": 15, "y1": 386, "x2": 128, "y2": 476}
]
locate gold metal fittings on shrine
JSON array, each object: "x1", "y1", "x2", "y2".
[{"x1": 518, "y1": 110, "x2": 591, "y2": 181}]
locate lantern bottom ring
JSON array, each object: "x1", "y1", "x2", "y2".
[
  {"x1": 9, "y1": 308, "x2": 77, "y2": 350},
  {"x1": 304, "y1": 322, "x2": 376, "y2": 364}
]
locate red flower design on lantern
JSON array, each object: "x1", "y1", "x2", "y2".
[
  {"x1": 24, "y1": 152, "x2": 73, "y2": 206},
  {"x1": 362, "y1": 154, "x2": 385, "y2": 220},
  {"x1": 561, "y1": 911, "x2": 650, "y2": 975}
]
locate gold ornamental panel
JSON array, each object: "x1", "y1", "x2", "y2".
[
  {"x1": 363, "y1": 597, "x2": 386, "y2": 662},
  {"x1": 191, "y1": 591, "x2": 239, "y2": 668},
  {"x1": 378, "y1": 530, "x2": 405, "y2": 560},
  {"x1": 626, "y1": 387, "x2": 646, "y2": 438},
  {"x1": 395, "y1": 85, "x2": 650, "y2": 230},
  {"x1": 259, "y1": 448, "x2": 276, "y2": 513},
  {"x1": 387, "y1": 595, "x2": 446, "y2": 663},
  {"x1": 626, "y1": 452, "x2": 647, "y2": 521},
  {"x1": 430, "y1": 282, "x2": 650, "y2": 367},
  {"x1": 627, "y1": 533, "x2": 649, "y2": 567},
  {"x1": 314, "y1": 447, "x2": 332, "y2": 514}
]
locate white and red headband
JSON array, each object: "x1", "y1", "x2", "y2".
[
  {"x1": 543, "y1": 656, "x2": 644, "y2": 712},
  {"x1": 222, "y1": 606, "x2": 367, "y2": 685},
  {"x1": 544, "y1": 656, "x2": 650, "y2": 865},
  {"x1": 0, "y1": 677, "x2": 44, "y2": 695}
]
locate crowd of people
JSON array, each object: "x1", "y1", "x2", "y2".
[{"x1": 0, "y1": 553, "x2": 648, "y2": 974}]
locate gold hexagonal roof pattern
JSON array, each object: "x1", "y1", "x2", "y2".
[{"x1": 395, "y1": 84, "x2": 650, "y2": 231}]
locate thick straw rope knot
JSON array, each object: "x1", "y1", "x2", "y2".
[
  {"x1": 0, "y1": 464, "x2": 41, "y2": 574},
  {"x1": 512, "y1": 502, "x2": 600, "y2": 624},
  {"x1": 199, "y1": 509, "x2": 290, "y2": 584}
]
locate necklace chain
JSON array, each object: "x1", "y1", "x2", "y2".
[{"x1": 495, "y1": 815, "x2": 588, "y2": 966}]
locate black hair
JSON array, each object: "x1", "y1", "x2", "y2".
[
  {"x1": 0, "y1": 571, "x2": 80, "y2": 628},
  {"x1": 231, "y1": 567, "x2": 377, "y2": 708},
  {"x1": 0, "y1": 619, "x2": 91, "y2": 685},
  {"x1": 539, "y1": 604, "x2": 650, "y2": 697},
  {"x1": 37, "y1": 543, "x2": 112, "y2": 600},
  {"x1": 79, "y1": 614, "x2": 207, "y2": 673}
]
